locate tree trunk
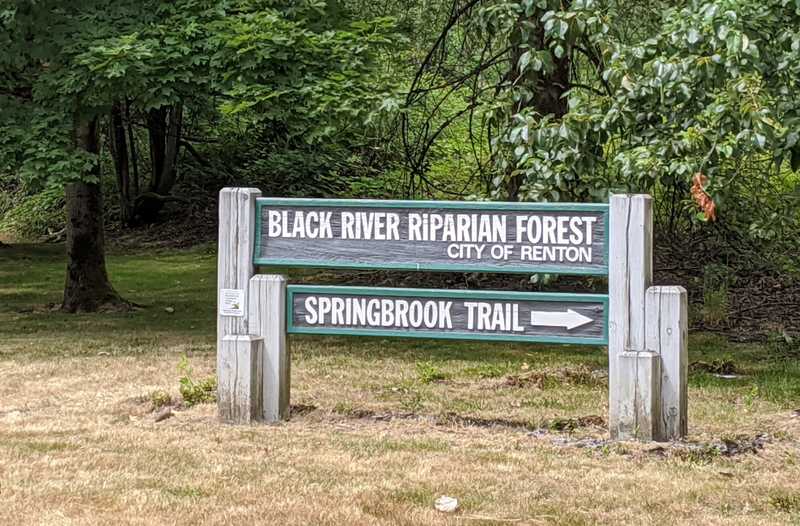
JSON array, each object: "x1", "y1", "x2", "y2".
[
  {"x1": 156, "y1": 102, "x2": 183, "y2": 195},
  {"x1": 505, "y1": 7, "x2": 571, "y2": 201},
  {"x1": 62, "y1": 115, "x2": 127, "y2": 313},
  {"x1": 147, "y1": 106, "x2": 167, "y2": 191},
  {"x1": 137, "y1": 103, "x2": 183, "y2": 223},
  {"x1": 109, "y1": 101, "x2": 134, "y2": 227},
  {"x1": 125, "y1": 99, "x2": 140, "y2": 197}
]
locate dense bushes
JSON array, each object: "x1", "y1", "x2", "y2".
[{"x1": 0, "y1": 184, "x2": 64, "y2": 241}]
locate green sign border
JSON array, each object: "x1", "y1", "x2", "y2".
[
  {"x1": 286, "y1": 285, "x2": 609, "y2": 346},
  {"x1": 254, "y1": 198, "x2": 609, "y2": 276}
]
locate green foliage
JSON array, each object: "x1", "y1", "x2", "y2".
[
  {"x1": 210, "y1": 7, "x2": 400, "y2": 143},
  {"x1": 346, "y1": 168, "x2": 408, "y2": 199},
  {"x1": 0, "y1": 186, "x2": 64, "y2": 240},
  {"x1": 415, "y1": 361, "x2": 448, "y2": 384},
  {"x1": 0, "y1": 0, "x2": 401, "y2": 186},
  {"x1": 493, "y1": 0, "x2": 800, "y2": 198},
  {"x1": 233, "y1": 143, "x2": 394, "y2": 198},
  {"x1": 403, "y1": 0, "x2": 800, "y2": 271},
  {"x1": 177, "y1": 355, "x2": 216, "y2": 406},
  {"x1": 149, "y1": 390, "x2": 172, "y2": 410}
]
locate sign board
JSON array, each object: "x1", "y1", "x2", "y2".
[
  {"x1": 287, "y1": 285, "x2": 608, "y2": 345},
  {"x1": 254, "y1": 199, "x2": 608, "y2": 275}
]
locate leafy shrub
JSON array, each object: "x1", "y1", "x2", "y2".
[
  {"x1": 415, "y1": 361, "x2": 447, "y2": 384},
  {"x1": 0, "y1": 186, "x2": 64, "y2": 241},
  {"x1": 149, "y1": 390, "x2": 172, "y2": 410},
  {"x1": 177, "y1": 355, "x2": 217, "y2": 406}
]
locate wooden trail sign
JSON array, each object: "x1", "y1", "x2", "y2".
[
  {"x1": 217, "y1": 188, "x2": 687, "y2": 443},
  {"x1": 254, "y1": 198, "x2": 609, "y2": 275},
  {"x1": 288, "y1": 286, "x2": 608, "y2": 345}
]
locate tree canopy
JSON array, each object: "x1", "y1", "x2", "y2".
[
  {"x1": 1, "y1": 0, "x2": 799, "y2": 309},
  {"x1": 1, "y1": 0, "x2": 397, "y2": 188}
]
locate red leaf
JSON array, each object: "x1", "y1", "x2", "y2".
[{"x1": 691, "y1": 172, "x2": 716, "y2": 221}]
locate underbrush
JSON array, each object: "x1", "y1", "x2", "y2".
[{"x1": 0, "y1": 186, "x2": 64, "y2": 241}]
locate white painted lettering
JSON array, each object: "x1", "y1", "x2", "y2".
[{"x1": 304, "y1": 297, "x2": 318, "y2": 324}]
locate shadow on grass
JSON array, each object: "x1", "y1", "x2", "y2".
[{"x1": 0, "y1": 243, "x2": 218, "y2": 343}]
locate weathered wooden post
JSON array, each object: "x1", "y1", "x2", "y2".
[
  {"x1": 217, "y1": 187, "x2": 263, "y2": 423},
  {"x1": 646, "y1": 286, "x2": 688, "y2": 440},
  {"x1": 609, "y1": 194, "x2": 687, "y2": 441},
  {"x1": 249, "y1": 274, "x2": 290, "y2": 422},
  {"x1": 218, "y1": 334, "x2": 263, "y2": 422},
  {"x1": 609, "y1": 194, "x2": 658, "y2": 440}
]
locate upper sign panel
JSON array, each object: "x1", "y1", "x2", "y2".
[{"x1": 254, "y1": 199, "x2": 608, "y2": 275}]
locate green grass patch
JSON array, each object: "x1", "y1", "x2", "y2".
[
  {"x1": 461, "y1": 362, "x2": 516, "y2": 379},
  {"x1": 415, "y1": 361, "x2": 448, "y2": 384},
  {"x1": 0, "y1": 244, "x2": 218, "y2": 358}
]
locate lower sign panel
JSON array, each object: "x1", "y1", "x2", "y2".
[{"x1": 287, "y1": 286, "x2": 608, "y2": 345}]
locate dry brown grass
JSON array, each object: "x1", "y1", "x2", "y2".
[
  {"x1": 3, "y1": 246, "x2": 798, "y2": 525},
  {"x1": 1, "y1": 334, "x2": 799, "y2": 526}
]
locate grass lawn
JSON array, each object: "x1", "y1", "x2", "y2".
[{"x1": 1, "y1": 244, "x2": 799, "y2": 525}]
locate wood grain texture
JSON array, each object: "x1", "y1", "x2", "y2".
[
  {"x1": 217, "y1": 187, "x2": 261, "y2": 341},
  {"x1": 646, "y1": 286, "x2": 688, "y2": 441},
  {"x1": 617, "y1": 351, "x2": 660, "y2": 441},
  {"x1": 609, "y1": 194, "x2": 653, "y2": 440},
  {"x1": 249, "y1": 274, "x2": 290, "y2": 423},
  {"x1": 218, "y1": 335, "x2": 263, "y2": 424},
  {"x1": 627, "y1": 195, "x2": 653, "y2": 351},
  {"x1": 217, "y1": 187, "x2": 261, "y2": 422}
]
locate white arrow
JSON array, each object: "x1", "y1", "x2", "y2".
[{"x1": 530, "y1": 309, "x2": 593, "y2": 330}]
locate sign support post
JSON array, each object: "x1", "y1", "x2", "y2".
[
  {"x1": 217, "y1": 187, "x2": 263, "y2": 423},
  {"x1": 609, "y1": 195, "x2": 687, "y2": 441},
  {"x1": 249, "y1": 274, "x2": 290, "y2": 422},
  {"x1": 218, "y1": 334, "x2": 263, "y2": 423},
  {"x1": 646, "y1": 286, "x2": 688, "y2": 440},
  {"x1": 609, "y1": 194, "x2": 654, "y2": 439}
]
